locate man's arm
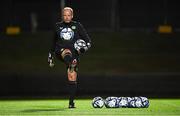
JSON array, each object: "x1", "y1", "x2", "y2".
[
  {"x1": 78, "y1": 22, "x2": 91, "y2": 48},
  {"x1": 50, "y1": 32, "x2": 58, "y2": 53},
  {"x1": 48, "y1": 32, "x2": 57, "y2": 67}
]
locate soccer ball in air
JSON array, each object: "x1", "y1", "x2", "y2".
[
  {"x1": 74, "y1": 39, "x2": 88, "y2": 53},
  {"x1": 92, "y1": 97, "x2": 104, "y2": 108}
]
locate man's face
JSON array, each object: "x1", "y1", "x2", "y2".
[{"x1": 63, "y1": 10, "x2": 73, "y2": 23}]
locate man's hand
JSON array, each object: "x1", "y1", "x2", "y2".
[{"x1": 48, "y1": 52, "x2": 54, "y2": 68}]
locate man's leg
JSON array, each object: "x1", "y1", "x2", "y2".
[
  {"x1": 67, "y1": 64, "x2": 78, "y2": 108},
  {"x1": 61, "y1": 49, "x2": 78, "y2": 108},
  {"x1": 61, "y1": 49, "x2": 72, "y2": 65}
]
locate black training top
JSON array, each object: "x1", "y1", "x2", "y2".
[{"x1": 50, "y1": 21, "x2": 91, "y2": 53}]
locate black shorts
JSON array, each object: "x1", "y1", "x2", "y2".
[{"x1": 55, "y1": 45, "x2": 80, "y2": 65}]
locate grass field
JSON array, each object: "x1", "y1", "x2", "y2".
[{"x1": 0, "y1": 99, "x2": 179, "y2": 115}]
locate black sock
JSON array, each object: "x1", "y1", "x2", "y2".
[{"x1": 68, "y1": 81, "x2": 77, "y2": 105}]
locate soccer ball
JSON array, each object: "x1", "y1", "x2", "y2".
[
  {"x1": 118, "y1": 97, "x2": 128, "y2": 107},
  {"x1": 140, "y1": 97, "x2": 149, "y2": 108},
  {"x1": 128, "y1": 97, "x2": 136, "y2": 108},
  {"x1": 128, "y1": 97, "x2": 149, "y2": 108},
  {"x1": 92, "y1": 97, "x2": 104, "y2": 108},
  {"x1": 74, "y1": 39, "x2": 88, "y2": 52},
  {"x1": 134, "y1": 97, "x2": 143, "y2": 108},
  {"x1": 127, "y1": 97, "x2": 133, "y2": 104},
  {"x1": 104, "y1": 97, "x2": 119, "y2": 108}
]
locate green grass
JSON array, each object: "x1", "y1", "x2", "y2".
[{"x1": 0, "y1": 99, "x2": 180, "y2": 115}]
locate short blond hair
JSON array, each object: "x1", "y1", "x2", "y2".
[{"x1": 62, "y1": 7, "x2": 73, "y2": 16}]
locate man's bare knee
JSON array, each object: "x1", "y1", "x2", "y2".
[
  {"x1": 68, "y1": 70, "x2": 77, "y2": 81},
  {"x1": 61, "y1": 49, "x2": 72, "y2": 59}
]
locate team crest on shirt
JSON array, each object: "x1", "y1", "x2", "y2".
[{"x1": 60, "y1": 28, "x2": 74, "y2": 40}]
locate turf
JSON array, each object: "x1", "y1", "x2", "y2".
[{"x1": 0, "y1": 99, "x2": 179, "y2": 115}]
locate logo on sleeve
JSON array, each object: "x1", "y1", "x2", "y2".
[{"x1": 71, "y1": 26, "x2": 76, "y2": 30}]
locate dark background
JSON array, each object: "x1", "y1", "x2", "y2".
[
  {"x1": 1, "y1": 0, "x2": 180, "y2": 31},
  {"x1": 0, "y1": 0, "x2": 180, "y2": 98}
]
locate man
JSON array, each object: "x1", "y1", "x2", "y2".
[{"x1": 48, "y1": 7, "x2": 91, "y2": 108}]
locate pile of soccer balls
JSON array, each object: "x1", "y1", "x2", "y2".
[{"x1": 92, "y1": 96, "x2": 149, "y2": 108}]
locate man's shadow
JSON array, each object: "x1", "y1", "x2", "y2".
[{"x1": 21, "y1": 108, "x2": 66, "y2": 113}]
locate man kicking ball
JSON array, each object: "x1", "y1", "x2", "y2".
[{"x1": 48, "y1": 7, "x2": 91, "y2": 108}]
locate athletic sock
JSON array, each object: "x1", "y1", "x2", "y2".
[{"x1": 68, "y1": 81, "x2": 77, "y2": 105}]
